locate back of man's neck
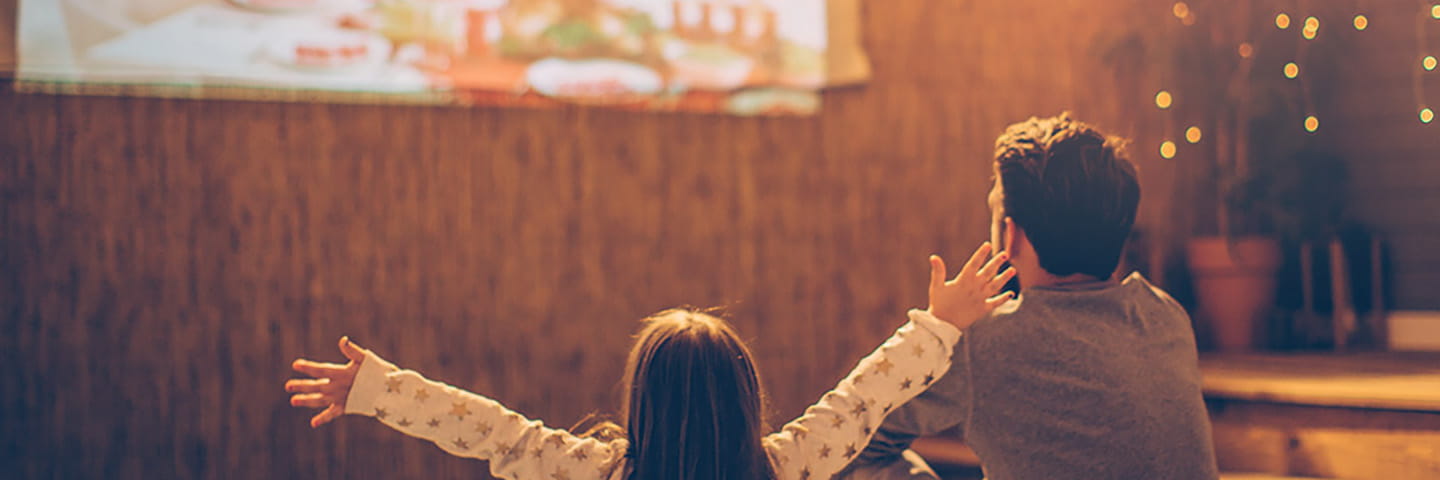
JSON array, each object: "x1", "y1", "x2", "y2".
[{"x1": 1020, "y1": 270, "x2": 1106, "y2": 289}]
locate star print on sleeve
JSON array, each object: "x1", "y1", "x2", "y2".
[
  {"x1": 760, "y1": 309, "x2": 960, "y2": 480},
  {"x1": 346, "y1": 349, "x2": 625, "y2": 480},
  {"x1": 872, "y1": 358, "x2": 895, "y2": 376},
  {"x1": 546, "y1": 432, "x2": 568, "y2": 449},
  {"x1": 450, "y1": 402, "x2": 471, "y2": 420}
]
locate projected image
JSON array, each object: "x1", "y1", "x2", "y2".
[{"x1": 18, "y1": 0, "x2": 827, "y2": 114}]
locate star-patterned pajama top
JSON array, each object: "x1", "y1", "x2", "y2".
[{"x1": 344, "y1": 309, "x2": 962, "y2": 480}]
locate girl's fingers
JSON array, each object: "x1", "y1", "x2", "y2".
[
  {"x1": 976, "y1": 250, "x2": 1010, "y2": 281},
  {"x1": 311, "y1": 404, "x2": 344, "y2": 428},
  {"x1": 292, "y1": 359, "x2": 347, "y2": 378},
  {"x1": 285, "y1": 378, "x2": 330, "y2": 393},
  {"x1": 929, "y1": 255, "x2": 947, "y2": 289},
  {"x1": 986, "y1": 268, "x2": 1018, "y2": 293},
  {"x1": 957, "y1": 242, "x2": 993, "y2": 279},
  {"x1": 290, "y1": 393, "x2": 330, "y2": 408},
  {"x1": 985, "y1": 291, "x2": 1016, "y2": 309},
  {"x1": 339, "y1": 336, "x2": 366, "y2": 364}
]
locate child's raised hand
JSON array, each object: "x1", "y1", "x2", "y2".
[
  {"x1": 927, "y1": 242, "x2": 1017, "y2": 330},
  {"x1": 286, "y1": 336, "x2": 369, "y2": 428}
]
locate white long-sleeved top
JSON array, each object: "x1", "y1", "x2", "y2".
[{"x1": 345, "y1": 309, "x2": 962, "y2": 480}]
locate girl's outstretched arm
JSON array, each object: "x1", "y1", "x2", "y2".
[
  {"x1": 287, "y1": 339, "x2": 625, "y2": 480},
  {"x1": 763, "y1": 244, "x2": 1014, "y2": 480}
]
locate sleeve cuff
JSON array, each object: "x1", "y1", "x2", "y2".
[
  {"x1": 345, "y1": 350, "x2": 399, "y2": 415},
  {"x1": 907, "y1": 309, "x2": 963, "y2": 347}
]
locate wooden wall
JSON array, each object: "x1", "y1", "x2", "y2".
[{"x1": 0, "y1": 1, "x2": 1211, "y2": 478}]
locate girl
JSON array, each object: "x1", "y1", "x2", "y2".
[{"x1": 287, "y1": 244, "x2": 1014, "y2": 480}]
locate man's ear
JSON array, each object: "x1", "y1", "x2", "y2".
[{"x1": 1002, "y1": 217, "x2": 1019, "y2": 254}]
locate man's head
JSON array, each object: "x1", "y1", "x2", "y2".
[{"x1": 987, "y1": 113, "x2": 1140, "y2": 285}]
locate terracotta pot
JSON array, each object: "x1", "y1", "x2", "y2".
[{"x1": 1186, "y1": 236, "x2": 1282, "y2": 351}]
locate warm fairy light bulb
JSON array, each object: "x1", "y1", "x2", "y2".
[
  {"x1": 1302, "y1": 17, "x2": 1320, "y2": 39},
  {"x1": 1276, "y1": 13, "x2": 1291, "y2": 29},
  {"x1": 1353, "y1": 15, "x2": 1368, "y2": 31},
  {"x1": 1160, "y1": 141, "x2": 1178, "y2": 159},
  {"x1": 1186, "y1": 126, "x2": 1203, "y2": 144},
  {"x1": 1433, "y1": 5, "x2": 1440, "y2": 19},
  {"x1": 1156, "y1": 90, "x2": 1174, "y2": 109},
  {"x1": 1425, "y1": 56, "x2": 1438, "y2": 71},
  {"x1": 1173, "y1": 2, "x2": 1190, "y2": 19},
  {"x1": 1238, "y1": 42, "x2": 1255, "y2": 58},
  {"x1": 1284, "y1": 62, "x2": 1300, "y2": 79},
  {"x1": 1304, "y1": 116, "x2": 1320, "y2": 133},
  {"x1": 1422, "y1": 108, "x2": 1436, "y2": 124}
]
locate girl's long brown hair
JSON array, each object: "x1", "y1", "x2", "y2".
[{"x1": 582, "y1": 308, "x2": 776, "y2": 480}]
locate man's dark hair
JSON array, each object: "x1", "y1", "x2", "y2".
[{"x1": 994, "y1": 113, "x2": 1140, "y2": 280}]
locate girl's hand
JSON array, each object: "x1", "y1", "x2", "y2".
[
  {"x1": 286, "y1": 336, "x2": 369, "y2": 428},
  {"x1": 927, "y1": 242, "x2": 1017, "y2": 330}
]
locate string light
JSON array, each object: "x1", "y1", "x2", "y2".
[
  {"x1": 1160, "y1": 141, "x2": 1178, "y2": 159},
  {"x1": 1276, "y1": 13, "x2": 1291, "y2": 29},
  {"x1": 1422, "y1": 108, "x2": 1436, "y2": 124},
  {"x1": 1238, "y1": 42, "x2": 1255, "y2": 58},
  {"x1": 1173, "y1": 2, "x2": 1190, "y2": 19},
  {"x1": 1425, "y1": 56, "x2": 1438, "y2": 71},
  {"x1": 1156, "y1": 91, "x2": 1174, "y2": 109},
  {"x1": 1284, "y1": 62, "x2": 1300, "y2": 79},
  {"x1": 1185, "y1": 127, "x2": 1203, "y2": 143},
  {"x1": 1433, "y1": 5, "x2": 1440, "y2": 19},
  {"x1": 1353, "y1": 15, "x2": 1368, "y2": 31},
  {"x1": 1304, "y1": 116, "x2": 1320, "y2": 133},
  {"x1": 1303, "y1": 17, "x2": 1319, "y2": 40}
]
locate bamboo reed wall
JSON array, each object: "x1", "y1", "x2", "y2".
[{"x1": 0, "y1": 1, "x2": 1184, "y2": 478}]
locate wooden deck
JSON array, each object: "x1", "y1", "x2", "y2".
[{"x1": 1203, "y1": 352, "x2": 1440, "y2": 480}]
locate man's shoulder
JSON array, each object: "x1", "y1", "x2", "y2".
[
  {"x1": 1121, "y1": 272, "x2": 1190, "y2": 318},
  {"x1": 964, "y1": 296, "x2": 1045, "y2": 345}
]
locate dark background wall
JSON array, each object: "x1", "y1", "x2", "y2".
[
  {"x1": 1324, "y1": 2, "x2": 1440, "y2": 310},
  {"x1": 1, "y1": 1, "x2": 1434, "y2": 478}
]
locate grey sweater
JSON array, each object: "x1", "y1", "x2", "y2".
[{"x1": 851, "y1": 272, "x2": 1219, "y2": 480}]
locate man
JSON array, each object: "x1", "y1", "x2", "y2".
[{"x1": 842, "y1": 114, "x2": 1219, "y2": 479}]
